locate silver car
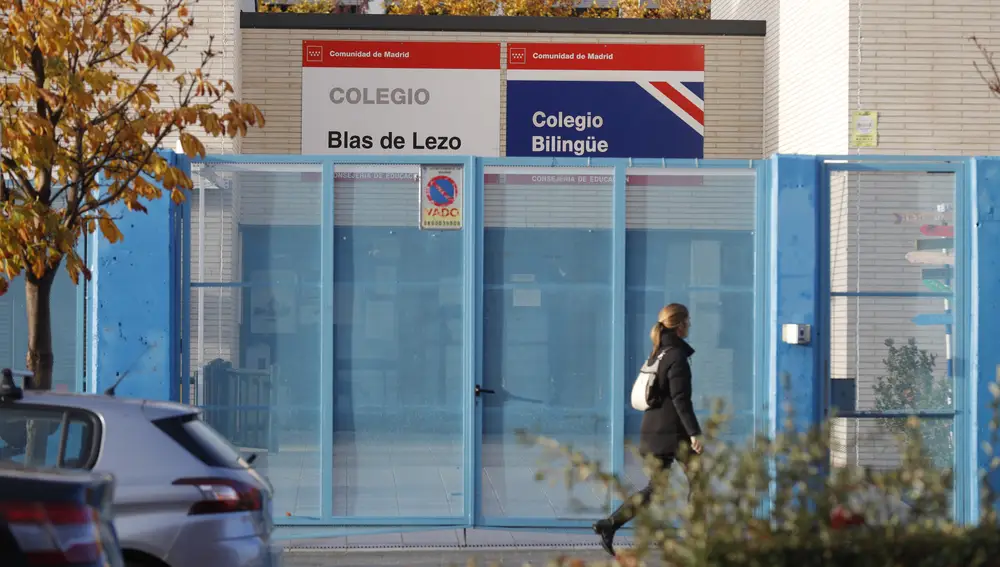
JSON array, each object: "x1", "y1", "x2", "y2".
[{"x1": 0, "y1": 384, "x2": 282, "y2": 567}]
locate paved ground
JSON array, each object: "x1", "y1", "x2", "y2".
[
  {"x1": 276, "y1": 527, "x2": 646, "y2": 566},
  {"x1": 275, "y1": 528, "x2": 637, "y2": 548},
  {"x1": 283, "y1": 549, "x2": 630, "y2": 567}
]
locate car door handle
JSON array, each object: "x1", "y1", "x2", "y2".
[{"x1": 475, "y1": 385, "x2": 495, "y2": 397}]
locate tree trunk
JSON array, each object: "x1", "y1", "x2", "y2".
[
  {"x1": 23, "y1": 264, "x2": 59, "y2": 466},
  {"x1": 24, "y1": 264, "x2": 58, "y2": 391}
]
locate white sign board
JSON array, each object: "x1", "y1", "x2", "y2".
[{"x1": 301, "y1": 41, "x2": 502, "y2": 156}]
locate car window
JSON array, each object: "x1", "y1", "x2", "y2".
[
  {"x1": 152, "y1": 413, "x2": 247, "y2": 469},
  {"x1": 0, "y1": 407, "x2": 97, "y2": 469}
]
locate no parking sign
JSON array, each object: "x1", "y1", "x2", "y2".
[{"x1": 419, "y1": 164, "x2": 463, "y2": 230}]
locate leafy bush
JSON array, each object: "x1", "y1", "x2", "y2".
[
  {"x1": 496, "y1": 376, "x2": 1000, "y2": 567},
  {"x1": 873, "y1": 337, "x2": 953, "y2": 468},
  {"x1": 258, "y1": 0, "x2": 359, "y2": 13}
]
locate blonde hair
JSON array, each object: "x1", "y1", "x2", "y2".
[{"x1": 648, "y1": 303, "x2": 690, "y2": 358}]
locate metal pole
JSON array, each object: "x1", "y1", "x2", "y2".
[{"x1": 197, "y1": 168, "x2": 206, "y2": 405}]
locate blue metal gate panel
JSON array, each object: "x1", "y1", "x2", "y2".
[
  {"x1": 182, "y1": 154, "x2": 769, "y2": 530},
  {"x1": 817, "y1": 156, "x2": 974, "y2": 525}
]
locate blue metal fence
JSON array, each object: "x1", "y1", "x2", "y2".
[
  {"x1": 815, "y1": 156, "x2": 974, "y2": 524},
  {"x1": 182, "y1": 155, "x2": 769, "y2": 529},
  {"x1": 56, "y1": 152, "x2": 993, "y2": 532}
]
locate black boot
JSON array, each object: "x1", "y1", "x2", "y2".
[{"x1": 592, "y1": 519, "x2": 616, "y2": 557}]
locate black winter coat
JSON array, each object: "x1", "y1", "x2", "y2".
[{"x1": 638, "y1": 330, "x2": 702, "y2": 458}]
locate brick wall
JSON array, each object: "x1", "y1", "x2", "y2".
[
  {"x1": 711, "y1": 0, "x2": 779, "y2": 154},
  {"x1": 852, "y1": 0, "x2": 1000, "y2": 155}
]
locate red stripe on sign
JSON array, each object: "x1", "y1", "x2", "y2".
[
  {"x1": 302, "y1": 41, "x2": 501, "y2": 69},
  {"x1": 506, "y1": 43, "x2": 704, "y2": 71},
  {"x1": 649, "y1": 82, "x2": 704, "y2": 125}
]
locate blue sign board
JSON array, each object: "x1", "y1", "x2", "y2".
[{"x1": 504, "y1": 43, "x2": 705, "y2": 159}]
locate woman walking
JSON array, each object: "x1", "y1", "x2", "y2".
[{"x1": 592, "y1": 303, "x2": 703, "y2": 557}]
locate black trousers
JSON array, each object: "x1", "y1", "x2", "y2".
[{"x1": 607, "y1": 453, "x2": 692, "y2": 529}]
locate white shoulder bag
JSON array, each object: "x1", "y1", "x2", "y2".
[{"x1": 630, "y1": 348, "x2": 672, "y2": 411}]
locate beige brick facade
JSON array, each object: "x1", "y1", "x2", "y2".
[
  {"x1": 711, "y1": 0, "x2": 778, "y2": 155},
  {"x1": 851, "y1": 0, "x2": 1000, "y2": 155},
  {"x1": 715, "y1": 0, "x2": 1000, "y2": 153}
]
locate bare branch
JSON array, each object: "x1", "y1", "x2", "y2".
[{"x1": 972, "y1": 35, "x2": 1000, "y2": 100}]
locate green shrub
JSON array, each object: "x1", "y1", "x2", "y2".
[
  {"x1": 873, "y1": 337, "x2": 953, "y2": 468},
  {"x1": 501, "y1": 375, "x2": 1000, "y2": 567},
  {"x1": 704, "y1": 527, "x2": 1000, "y2": 567}
]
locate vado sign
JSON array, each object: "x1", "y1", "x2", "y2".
[
  {"x1": 420, "y1": 165, "x2": 463, "y2": 230},
  {"x1": 301, "y1": 41, "x2": 502, "y2": 156}
]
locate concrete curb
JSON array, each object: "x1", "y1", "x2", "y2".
[{"x1": 285, "y1": 543, "x2": 633, "y2": 552}]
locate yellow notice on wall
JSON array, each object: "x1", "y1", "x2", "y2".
[{"x1": 850, "y1": 111, "x2": 879, "y2": 148}]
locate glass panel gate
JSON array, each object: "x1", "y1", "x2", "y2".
[
  {"x1": 188, "y1": 161, "x2": 328, "y2": 521},
  {"x1": 623, "y1": 166, "x2": 761, "y2": 508},
  {"x1": 331, "y1": 164, "x2": 468, "y2": 521},
  {"x1": 479, "y1": 166, "x2": 615, "y2": 525},
  {"x1": 189, "y1": 158, "x2": 475, "y2": 528},
  {"x1": 821, "y1": 160, "x2": 970, "y2": 520},
  {"x1": 187, "y1": 156, "x2": 769, "y2": 529}
]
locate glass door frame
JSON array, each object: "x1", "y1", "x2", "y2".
[
  {"x1": 471, "y1": 158, "x2": 622, "y2": 529},
  {"x1": 188, "y1": 154, "x2": 772, "y2": 530},
  {"x1": 189, "y1": 155, "x2": 479, "y2": 529},
  {"x1": 817, "y1": 158, "x2": 974, "y2": 524},
  {"x1": 470, "y1": 157, "x2": 772, "y2": 529},
  {"x1": 323, "y1": 156, "x2": 481, "y2": 528}
]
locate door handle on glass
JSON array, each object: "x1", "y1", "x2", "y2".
[{"x1": 475, "y1": 385, "x2": 495, "y2": 397}]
